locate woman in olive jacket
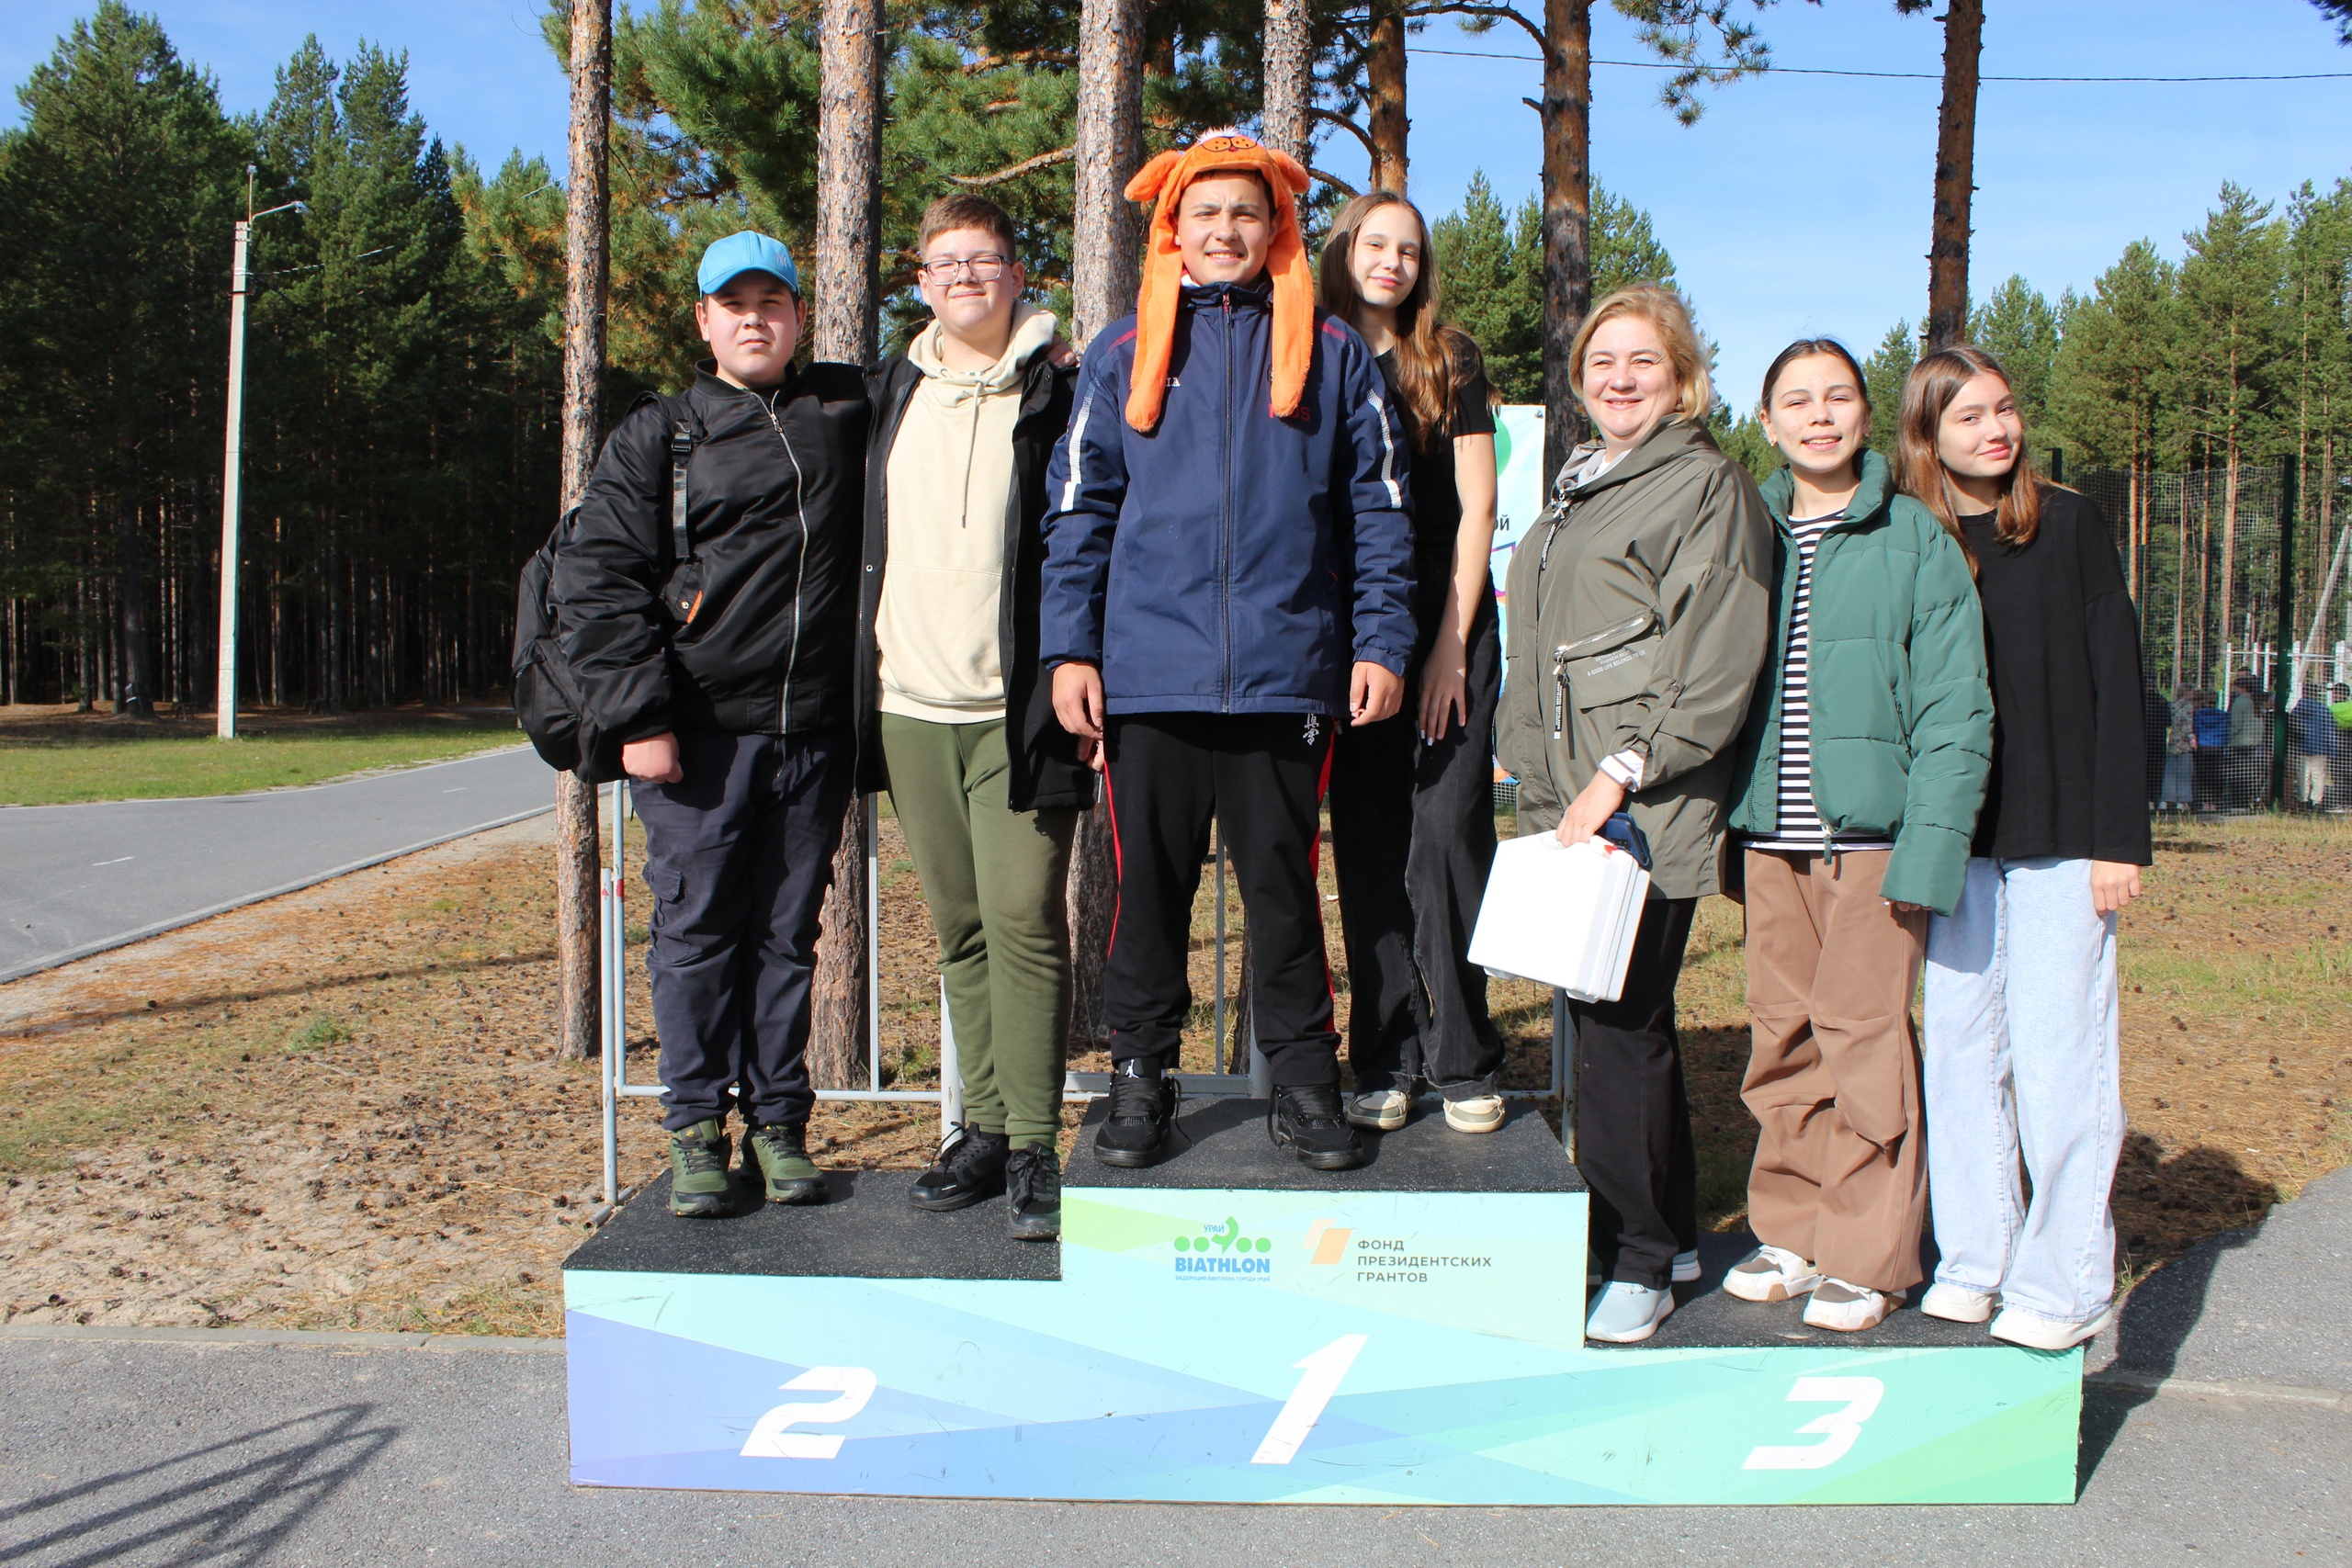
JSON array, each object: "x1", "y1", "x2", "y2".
[{"x1": 1498, "y1": 285, "x2": 1773, "y2": 1343}]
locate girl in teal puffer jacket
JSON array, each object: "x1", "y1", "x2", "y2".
[{"x1": 1722, "y1": 339, "x2": 1993, "y2": 1333}]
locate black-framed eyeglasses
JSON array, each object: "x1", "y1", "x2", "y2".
[{"x1": 920, "y1": 254, "x2": 1009, "y2": 283}]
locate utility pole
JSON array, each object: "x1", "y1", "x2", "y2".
[
  {"x1": 214, "y1": 167, "x2": 301, "y2": 740},
  {"x1": 556, "y1": 0, "x2": 612, "y2": 1064}
]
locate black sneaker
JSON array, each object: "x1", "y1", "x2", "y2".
[
  {"x1": 1093, "y1": 1061, "x2": 1176, "y2": 1168},
  {"x1": 910, "y1": 1124, "x2": 1011, "y2": 1212},
  {"x1": 1005, "y1": 1141, "x2": 1062, "y2": 1241},
  {"x1": 1269, "y1": 1084, "x2": 1366, "y2": 1170}
]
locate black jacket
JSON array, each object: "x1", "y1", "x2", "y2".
[
  {"x1": 557, "y1": 361, "x2": 869, "y2": 743},
  {"x1": 854, "y1": 351, "x2": 1094, "y2": 812},
  {"x1": 1963, "y1": 486, "x2": 2154, "y2": 865}
]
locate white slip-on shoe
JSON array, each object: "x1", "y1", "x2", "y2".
[
  {"x1": 1442, "y1": 1094, "x2": 1506, "y2": 1134},
  {"x1": 1723, "y1": 1244, "x2": 1822, "y2": 1303},
  {"x1": 1672, "y1": 1248, "x2": 1701, "y2": 1283},
  {"x1": 1990, "y1": 1303, "x2": 2115, "y2": 1350},
  {"x1": 1920, "y1": 1281, "x2": 1997, "y2": 1324},
  {"x1": 1585, "y1": 1280, "x2": 1675, "y2": 1343},
  {"x1": 1345, "y1": 1089, "x2": 1409, "y2": 1131},
  {"x1": 1803, "y1": 1279, "x2": 1902, "y2": 1333}
]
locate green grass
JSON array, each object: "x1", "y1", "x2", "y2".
[{"x1": 0, "y1": 712, "x2": 525, "y2": 806}]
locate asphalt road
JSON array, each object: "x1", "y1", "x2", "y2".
[
  {"x1": 2, "y1": 1169, "x2": 2345, "y2": 1568},
  {"x1": 0, "y1": 746, "x2": 560, "y2": 983}
]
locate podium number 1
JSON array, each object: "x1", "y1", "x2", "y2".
[
  {"x1": 1741, "y1": 1376, "x2": 1884, "y2": 1471},
  {"x1": 1251, "y1": 1334, "x2": 1368, "y2": 1464}
]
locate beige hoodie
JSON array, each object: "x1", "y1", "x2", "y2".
[{"x1": 876, "y1": 304, "x2": 1057, "y2": 724}]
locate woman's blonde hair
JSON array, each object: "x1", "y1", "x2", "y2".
[
  {"x1": 1569, "y1": 283, "x2": 1713, "y2": 427},
  {"x1": 1316, "y1": 189, "x2": 1484, "y2": 452}
]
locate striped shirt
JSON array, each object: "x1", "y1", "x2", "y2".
[{"x1": 1744, "y1": 510, "x2": 1894, "y2": 854}]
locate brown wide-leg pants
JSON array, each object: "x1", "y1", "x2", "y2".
[{"x1": 1741, "y1": 847, "x2": 1928, "y2": 1295}]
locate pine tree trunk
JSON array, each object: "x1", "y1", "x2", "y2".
[
  {"x1": 1540, "y1": 0, "x2": 1593, "y2": 484},
  {"x1": 808, "y1": 0, "x2": 884, "y2": 1092},
  {"x1": 115, "y1": 486, "x2": 155, "y2": 719},
  {"x1": 1066, "y1": 0, "x2": 1147, "y2": 1046},
  {"x1": 1365, "y1": 0, "x2": 1408, "y2": 194},
  {"x1": 556, "y1": 0, "x2": 611, "y2": 1065},
  {"x1": 1925, "y1": 0, "x2": 1983, "y2": 350},
  {"x1": 1261, "y1": 0, "x2": 1313, "y2": 165},
  {"x1": 1074, "y1": 0, "x2": 1146, "y2": 346}
]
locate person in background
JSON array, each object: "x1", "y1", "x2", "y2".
[
  {"x1": 2142, "y1": 683, "x2": 2170, "y2": 807},
  {"x1": 2288, "y1": 681, "x2": 2335, "y2": 812},
  {"x1": 2332, "y1": 682, "x2": 2352, "y2": 807},
  {"x1": 1497, "y1": 284, "x2": 1772, "y2": 1343},
  {"x1": 1723, "y1": 339, "x2": 1991, "y2": 1334},
  {"x1": 560, "y1": 232, "x2": 869, "y2": 1216},
  {"x1": 2162, "y1": 682, "x2": 2198, "y2": 814},
  {"x1": 854, "y1": 194, "x2": 1086, "y2": 1239},
  {"x1": 2192, "y1": 691, "x2": 2228, "y2": 809},
  {"x1": 1316, "y1": 191, "x2": 1509, "y2": 1139},
  {"x1": 2226, "y1": 672, "x2": 2263, "y2": 810},
  {"x1": 1899, "y1": 344, "x2": 2152, "y2": 1351}
]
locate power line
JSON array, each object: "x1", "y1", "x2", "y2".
[{"x1": 1406, "y1": 45, "x2": 2352, "y2": 83}]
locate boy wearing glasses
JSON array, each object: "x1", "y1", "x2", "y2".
[{"x1": 854, "y1": 194, "x2": 1086, "y2": 1237}]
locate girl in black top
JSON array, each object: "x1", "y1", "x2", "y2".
[
  {"x1": 1316, "y1": 191, "x2": 1508, "y2": 1135},
  {"x1": 1895, "y1": 344, "x2": 2152, "y2": 1352}
]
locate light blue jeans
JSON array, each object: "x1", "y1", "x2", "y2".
[{"x1": 1923, "y1": 856, "x2": 2124, "y2": 1327}]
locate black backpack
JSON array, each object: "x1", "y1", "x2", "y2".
[{"x1": 513, "y1": 393, "x2": 703, "y2": 780}]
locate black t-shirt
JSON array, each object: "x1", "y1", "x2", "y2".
[
  {"x1": 1375, "y1": 341, "x2": 1496, "y2": 646},
  {"x1": 1961, "y1": 486, "x2": 2153, "y2": 865}
]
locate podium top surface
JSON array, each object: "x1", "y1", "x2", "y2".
[{"x1": 1064, "y1": 1096, "x2": 1585, "y2": 1193}]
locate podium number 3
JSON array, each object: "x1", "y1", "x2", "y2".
[
  {"x1": 741, "y1": 1367, "x2": 878, "y2": 1459},
  {"x1": 1251, "y1": 1334, "x2": 1368, "y2": 1464},
  {"x1": 1741, "y1": 1376, "x2": 1884, "y2": 1471}
]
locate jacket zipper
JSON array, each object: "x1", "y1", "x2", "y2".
[
  {"x1": 760, "y1": 385, "x2": 810, "y2": 732},
  {"x1": 1220, "y1": 291, "x2": 1235, "y2": 713}
]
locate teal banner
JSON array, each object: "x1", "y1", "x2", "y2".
[{"x1": 567, "y1": 1187, "x2": 2081, "y2": 1504}]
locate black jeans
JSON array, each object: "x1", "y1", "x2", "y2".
[
  {"x1": 1329, "y1": 605, "x2": 1504, "y2": 1100},
  {"x1": 631, "y1": 728, "x2": 854, "y2": 1132},
  {"x1": 1101, "y1": 712, "x2": 1340, "y2": 1089},
  {"x1": 1571, "y1": 894, "x2": 1700, "y2": 1291}
]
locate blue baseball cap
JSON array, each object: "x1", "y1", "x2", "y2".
[{"x1": 697, "y1": 231, "x2": 800, "y2": 297}]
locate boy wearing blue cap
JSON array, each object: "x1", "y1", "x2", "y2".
[{"x1": 558, "y1": 231, "x2": 870, "y2": 1216}]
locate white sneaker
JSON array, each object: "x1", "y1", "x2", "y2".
[
  {"x1": 1672, "y1": 1248, "x2": 1701, "y2": 1283},
  {"x1": 1585, "y1": 1280, "x2": 1675, "y2": 1343},
  {"x1": 1345, "y1": 1089, "x2": 1408, "y2": 1131},
  {"x1": 1723, "y1": 1244, "x2": 1821, "y2": 1303},
  {"x1": 1920, "y1": 1281, "x2": 1997, "y2": 1324},
  {"x1": 1442, "y1": 1094, "x2": 1505, "y2": 1134},
  {"x1": 1803, "y1": 1279, "x2": 1902, "y2": 1333},
  {"x1": 1990, "y1": 1303, "x2": 2115, "y2": 1350}
]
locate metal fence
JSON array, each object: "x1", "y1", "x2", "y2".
[{"x1": 2075, "y1": 459, "x2": 2352, "y2": 816}]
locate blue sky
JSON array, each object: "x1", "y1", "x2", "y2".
[{"x1": 8, "y1": 1, "x2": 2350, "y2": 405}]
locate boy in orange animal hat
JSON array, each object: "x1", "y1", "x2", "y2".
[{"x1": 1040, "y1": 130, "x2": 1418, "y2": 1171}]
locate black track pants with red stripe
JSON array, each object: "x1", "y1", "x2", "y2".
[{"x1": 1101, "y1": 712, "x2": 1340, "y2": 1088}]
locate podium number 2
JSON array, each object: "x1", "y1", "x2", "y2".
[
  {"x1": 1251, "y1": 1334, "x2": 1368, "y2": 1464},
  {"x1": 1741, "y1": 1376, "x2": 1884, "y2": 1471},
  {"x1": 741, "y1": 1367, "x2": 878, "y2": 1459}
]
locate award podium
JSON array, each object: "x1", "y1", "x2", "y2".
[{"x1": 563, "y1": 1099, "x2": 2083, "y2": 1505}]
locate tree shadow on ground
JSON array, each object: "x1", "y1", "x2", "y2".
[{"x1": 0, "y1": 1402, "x2": 396, "y2": 1567}]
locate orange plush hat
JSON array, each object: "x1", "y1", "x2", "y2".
[{"x1": 1121, "y1": 130, "x2": 1315, "y2": 433}]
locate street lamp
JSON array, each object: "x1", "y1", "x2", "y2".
[{"x1": 215, "y1": 167, "x2": 305, "y2": 740}]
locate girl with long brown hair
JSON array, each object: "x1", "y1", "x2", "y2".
[
  {"x1": 1316, "y1": 191, "x2": 1510, "y2": 1140},
  {"x1": 1895, "y1": 345, "x2": 2152, "y2": 1351}
]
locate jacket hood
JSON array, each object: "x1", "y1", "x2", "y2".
[
  {"x1": 906, "y1": 302, "x2": 1057, "y2": 400},
  {"x1": 1555, "y1": 418, "x2": 1722, "y2": 502},
  {"x1": 1757, "y1": 446, "x2": 1895, "y2": 532}
]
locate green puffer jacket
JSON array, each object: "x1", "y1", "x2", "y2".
[{"x1": 1727, "y1": 449, "x2": 1993, "y2": 915}]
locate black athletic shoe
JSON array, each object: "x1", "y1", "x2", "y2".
[
  {"x1": 909, "y1": 1124, "x2": 1011, "y2": 1212},
  {"x1": 1269, "y1": 1084, "x2": 1367, "y2": 1170},
  {"x1": 1093, "y1": 1061, "x2": 1177, "y2": 1168},
  {"x1": 1005, "y1": 1142, "x2": 1062, "y2": 1241}
]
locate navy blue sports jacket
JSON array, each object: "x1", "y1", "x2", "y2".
[{"x1": 1039, "y1": 278, "x2": 1417, "y2": 716}]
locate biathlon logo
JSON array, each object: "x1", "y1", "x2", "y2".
[
  {"x1": 1170, "y1": 1215, "x2": 1272, "y2": 1278},
  {"x1": 1303, "y1": 1219, "x2": 1351, "y2": 1266}
]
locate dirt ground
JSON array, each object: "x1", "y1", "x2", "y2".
[{"x1": 0, "y1": 807, "x2": 2343, "y2": 1335}]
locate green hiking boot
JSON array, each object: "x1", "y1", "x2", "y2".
[
  {"x1": 746, "y1": 1122, "x2": 828, "y2": 1205},
  {"x1": 667, "y1": 1119, "x2": 734, "y2": 1217}
]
